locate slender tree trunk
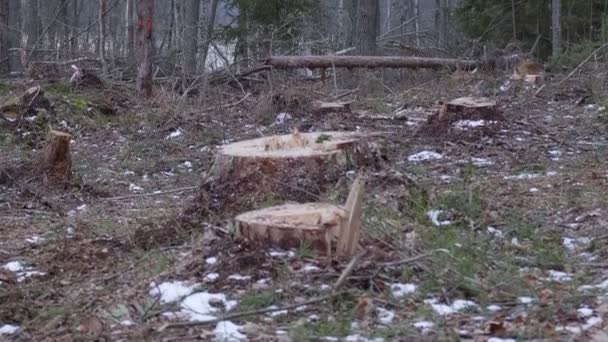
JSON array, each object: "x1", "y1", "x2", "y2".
[
  {"x1": 126, "y1": 0, "x2": 135, "y2": 63},
  {"x1": 552, "y1": 0, "x2": 561, "y2": 57},
  {"x1": 59, "y1": 0, "x2": 69, "y2": 58},
  {"x1": 70, "y1": 0, "x2": 79, "y2": 54},
  {"x1": 23, "y1": 0, "x2": 40, "y2": 62},
  {"x1": 99, "y1": 0, "x2": 107, "y2": 73},
  {"x1": 136, "y1": 0, "x2": 154, "y2": 98},
  {"x1": 511, "y1": 0, "x2": 517, "y2": 42},
  {"x1": 0, "y1": 0, "x2": 8, "y2": 74},
  {"x1": 7, "y1": 0, "x2": 19, "y2": 72},
  {"x1": 356, "y1": 0, "x2": 379, "y2": 55},
  {"x1": 200, "y1": 0, "x2": 219, "y2": 72},
  {"x1": 182, "y1": 0, "x2": 200, "y2": 76}
]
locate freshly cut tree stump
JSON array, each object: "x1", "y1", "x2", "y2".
[
  {"x1": 312, "y1": 101, "x2": 352, "y2": 114},
  {"x1": 235, "y1": 177, "x2": 365, "y2": 257},
  {"x1": 419, "y1": 97, "x2": 506, "y2": 141},
  {"x1": 42, "y1": 130, "x2": 72, "y2": 183},
  {"x1": 192, "y1": 131, "x2": 379, "y2": 217}
]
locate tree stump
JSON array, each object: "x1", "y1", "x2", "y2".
[
  {"x1": 418, "y1": 97, "x2": 506, "y2": 141},
  {"x1": 192, "y1": 131, "x2": 379, "y2": 217},
  {"x1": 42, "y1": 130, "x2": 72, "y2": 183},
  {"x1": 235, "y1": 177, "x2": 365, "y2": 258}
]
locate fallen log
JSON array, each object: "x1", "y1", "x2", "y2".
[{"x1": 266, "y1": 56, "x2": 479, "y2": 70}]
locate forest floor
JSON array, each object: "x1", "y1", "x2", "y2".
[{"x1": 2, "y1": 67, "x2": 608, "y2": 341}]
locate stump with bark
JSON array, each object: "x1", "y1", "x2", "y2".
[
  {"x1": 235, "y1": 177, "x2": 365, "y2": 258},
  {"x1": 42, "y1": 130, "x2": 72, "y2": 184},
  {"x1": 190, "y1": 131, "x2": 380, "y2": 218},
  {"x1": 418, "y1": 97, "x2": 506, "y2": 141}
]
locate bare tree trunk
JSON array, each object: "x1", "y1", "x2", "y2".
[
  {"x1": 7, "y1": 0, "x2": 19, "y2": 72},
  {"x1": 136, "y1": 0, "x2": 154, "y2": 98},
  {"x1": 0, "y1": 0, "x2": 8, "y2": 74},
  {"x1": 200, "y1": 0, "x2": 219, "y2": 72},
  {"x1": 552, "y1": 0, "x2": 561, "y2": 57},
  {"x1": 59, "y1": 0, "x2": 69, "y2": 58},
  {"x1": 99, "y1": 0, "x2": 107, "y2": 73},
  {"x1": 23, "y1": 0, "x2": 40, "y2": 62},
  {"x1": 126, "y1": 0, "x2": 135, "y2": 63},
  {"x1": 511, "y1": 0, "x2": 517, "y2": 42},
  {"x1": 356, "y1": 0, "x2": 379, "y2": 55},
  {"x1": 182, "y1": 0, "x2": 200, "y2": 76},
  {"x1": 70, "y1": 0, "x2": 79, "y2": 54}
]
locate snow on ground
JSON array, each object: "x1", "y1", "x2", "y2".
[
  {"x1": 0, "y1": 325, "x2": 19, "y2": 335},
  {"x1": 423, "y1": 299, "x2": 477, "y2": 316},
  {"x1": 2, "y1": 261, "x2": 46, "y2": 282},
  {"x1": 427, "y1": 210, "x2": 452, "y2": 226},
  {"x1": 390, "y1": 283, "x2": 417, "y2": 298},
  {"x1": 408, "y1": 151, "x2": 443, "y2": 162},
  {"x1": 213, "y1": 321, "x2": 246, "y2": 341}
]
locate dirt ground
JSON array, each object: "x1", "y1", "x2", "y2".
[{"x1": 2, "y1": 67, "x2": 608, "y2": 341}]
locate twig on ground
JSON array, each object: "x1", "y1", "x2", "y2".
[
  {"x1": 381, "y1": 252, "x2": 432, "y2": 267},
  {"x1": 200, "y1": 93, "x2": 251, "y2": 113},
  {"x1": 158, "y1": 292, "x2": 348, "y2": 331},
  {"x1": 333, "y1": 251, "x2": 366, "y2": 291},
  {"x1": 102, "y1": 186, "x2": 198, "y2": 201}
]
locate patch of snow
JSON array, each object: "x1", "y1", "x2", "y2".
[
  {"x1": 269, "y1": 250, "x2": 295, "y2": 258},
  {"x1": 3, "y1": 261, "x2": 45, "y2": 282},
  {"x1": 471, "y1": 157, "x2": 494, "y2": 166},
  {"x1": 518, "y1": 297, "x2": 534, "y2": 304},
  {"x1": 308, "y1": 314, "x2": 320, "y2": 321},
  {"x1": 206, "y1": 257, "x2": 218, "y2": 265},
  {"x1": 488, "y1": 338, "x2": 515, "y2": 342},
  {"x1": 182, "y1": 161, "x2": 193, "y2": 169},
  {"x1": 487, "y1": 305, "x2": 502, "y2": 312},
  {"x1": 149, "y1": 281, "x2": 196, "y2": 303},
  {"x1": 487, "y1": 227, "x2": 504, "y2": 238},
  {"x1": 529, "y1": 187, "x2": 539, "y2": 193},
  {"x1": 424, "y1": 299, "x2": 477, "y2": 315},
  {"x1": 556, "y1": 316, "x2": 603, "y2": 334},
  {"x1": 129, "y1": 184, "x2": 143, "y2": 193},
  {"x1": 427, "y1": 210, "x2": 452, "y2": 226},
  {"x1": 267, "y1": 306, "x2": 288, "y2": 317},
  {"x1": 0, "y1": 325, "x2": 19, "y2": 335},
  {"x1": 413, "y1": 321, "x2": 434, "y2": 331},
  {"x1": 319, "y1": 284, "x2": 331, "y2": 291},
  {"x1": 408, "y1": 151, "x2": 443, "y2": 162},
  {"x1": 120, "y1": 320, "x2": 134, "y2": 326},
  {"x1": 511, "y1": 238, "x2": 521, "y2": 247},
  {"x1": 213, "y1": 321, "x2": 246, "y2": 341},
  {"x1": 274, "y1": 113, "x2": 292, "y2": 125},
  {"x1": 301, "y1": 265, "x2": 321, "y2": 273},
  {"x1": 124, "y1": 170, "x2": 135, "y2": 176},
  {"x1": 454, "y1": 120, "x2": 497, "y2": 129},
  {"x1": 578, "y1": 307, "x2": 594, "y2": 318},
  {"x1": 166, "y1": 128, "x2": 183, "y2": 140},
  {"x1": 181, "y1": 292, "x2": 237, "y2": 322},
  {"x1": 546, "y1": 270, "x2": 573, "y2": 282},
  {"x1": 391, "y1": 283, "x2": 417, "y2": 298},
  {"x1": 227, "y1": 274, "x2": 251, "y2": 281},
  {"x1": 25, "y1": 235, "x2": 44, "y2": 244},
  {"x1": 377, "y1": 308, "x2": 395, "y2": 325},
  {"x1": 579, "y1": 279, "x2": 608, "y2": 291},
  {"x1": 66, "y1": 226, "x2": 74, "y2": 238}
]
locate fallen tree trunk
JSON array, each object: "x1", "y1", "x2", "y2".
[{"x1": 266, "y1": 56, "x2": 479, "y2": 70}]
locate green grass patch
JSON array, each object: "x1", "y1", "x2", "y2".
[{"x1": 239, "y1": 290, "x2": 275, "y2": 310}]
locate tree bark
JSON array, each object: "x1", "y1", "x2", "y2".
[
  {"x1": 23, "y1": 0, "x2": 40, "y2": 62},
  {"x1": 0, "y1": 0, "x2": 8, "y2": 74},
  {"x1": 126, "y1": 0, "x2": 135, "y2": 63},
  {"x1": 552, "y1": 0, "x2": 561, "y2": 57},
  {"x1": 355, "y1": 0, "x2": 379, "y2": 55},
  {"x1": 136, "y1": 0, "x2": 154, "y2": 98},
  {"x1": 182, "y1": 0, "x2": 200, "y2": 76},
  {"x1": 7, "y1": 0, "x2": 20, "y2": 72},
  {"x1": 69, "y1": 0, "x2": 79, "y2": 53},
  {"x1": 99, "y1": 0, "x2": 107, "y2": 73},
  {"x1": 200, "y1": 0, "x2": 219, "y2": 72},
  {"x1": 266, "y1": 55, "x2": 479, "y2": 70}
]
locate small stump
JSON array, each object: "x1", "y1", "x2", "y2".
[
  {"x1": 42, "y1": 130, "x2": 72, "y2": 184},
  {"x1": 193, "y1": 131, "x2": 378, "y2": 217},
  {"x1": 235, "y1": 177, "x2": 364, "y2": 258},
  {"x1": 418, "y1": 97, "x2": 506, "y2": 141}
]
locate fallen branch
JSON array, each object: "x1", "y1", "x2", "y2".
[
  {"x1": 200, "y1": 93, "x2": 251, "y2": 113},
  {"x1": 333, "y1": 251, "x2": 365, "y2": 291},
  {"x1": 559, "y1": 43, "x2": 608, "y2": 86},
  {"x1": 158, "y1": 292, "x2": 347, "y2": 331},
  {"x1": 102, "y1": 186, "x2": 198, "y2": 201}
]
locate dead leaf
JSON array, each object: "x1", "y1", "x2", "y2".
[{"x1": 77, "y1": 316, "x2": 104, "y2": 336}]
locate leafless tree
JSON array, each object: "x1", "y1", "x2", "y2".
[
  {"x1": 136, "y1": 0, "x2": 154, "y2": 97},
  {"x1": 0, "y1": 0, "x2": 8, "y2": 74},
  {"x1": 552, "y1": 0, "x2": 561, "y2": 57}
]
